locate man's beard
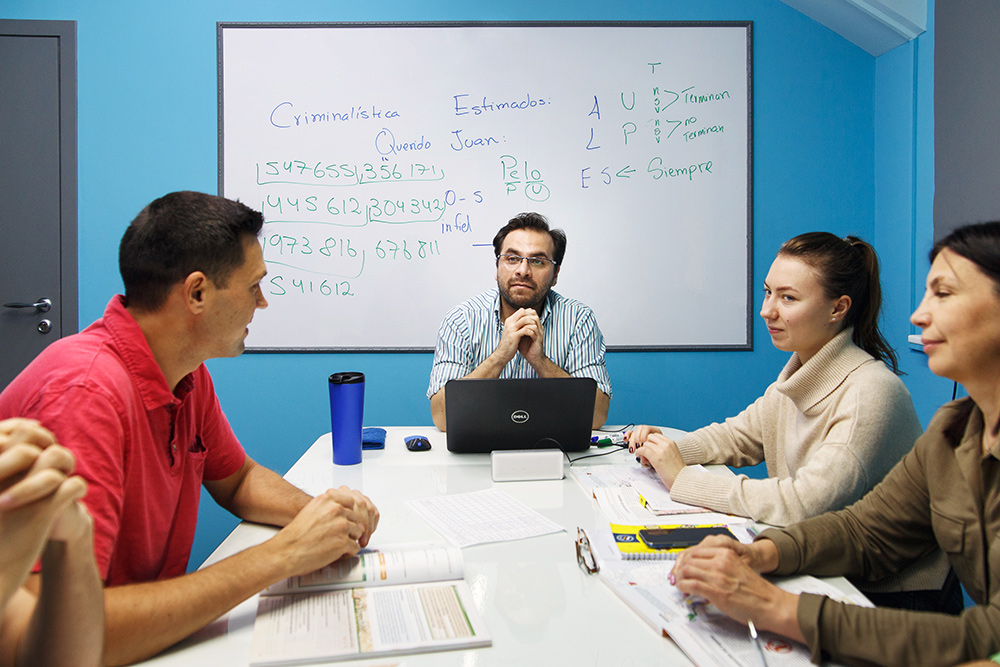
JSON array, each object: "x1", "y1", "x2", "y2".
[{"x1": 498, "y1": 278, "x2": 549, "y2": 313}]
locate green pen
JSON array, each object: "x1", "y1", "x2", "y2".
[{"x1": 590, "y1": 433, "x2": 627, "y2": 447}]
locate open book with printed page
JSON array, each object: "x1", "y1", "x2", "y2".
[
  {"x1": 589, "y1": 527, "x2": 872, "y2": 666},
  {"x1": 249, "y1": 543, "x2": 491, "y2": 666}
]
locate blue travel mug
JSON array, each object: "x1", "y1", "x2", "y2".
[{"x1": 329, "y1": 372, "x2": 364, "y2": 465}]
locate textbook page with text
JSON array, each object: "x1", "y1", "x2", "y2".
[
  {"x1": 593, "y1": 528, "x2": 871, "y2": 667},
  {"x1": 263, "y1": 542, "x2": 463, "y2": 595},
  {"x1": 249, "y1": 579, "x2": 490, "y2": 666},
  {"x1": 570, "y1": 463, "x2": 721, "y2": 518}
]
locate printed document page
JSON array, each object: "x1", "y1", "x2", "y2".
[
  {"x1": 570, "y1": 464, "x2": 715, "y2": 516},
  {"x1": 596, "y1": 540, "x2": 871, "y2": 667},
  {"x1": 592, "y1": 485, "x2": 739, "y2": 526},
  {"x1": 263, "y1": 542, "x2": 463, "y2": 595},
  {"x1": 249, "y1": 580, "x2": 490, "y2": 665},
  {"x1": 662, "y1": 576, "x2": 871, "y2": 667},
  {"x1": 406, "y1": 488, "x2": 564, "y2": 548}
]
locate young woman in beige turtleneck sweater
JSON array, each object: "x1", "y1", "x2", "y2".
[{"x1": 629, "y1": 232, "x2": 954, "y2": 612}]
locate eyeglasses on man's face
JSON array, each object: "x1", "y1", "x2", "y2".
[{"x1": 498, "y1": 254, "x2": 558, "y2": 270}]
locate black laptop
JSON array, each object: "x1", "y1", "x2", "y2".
[{"x1": 445, "y1": 377, "x2": 596, "y2": 453}]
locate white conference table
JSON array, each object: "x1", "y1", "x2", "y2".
[{"x1": 137, "y1": 427, "x2": 860, "y2": 666}]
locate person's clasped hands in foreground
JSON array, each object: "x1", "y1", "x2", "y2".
[{"x1": 0, "y1": 417, "x2": 104, "y2": 667}]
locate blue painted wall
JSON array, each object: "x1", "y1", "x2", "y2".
[
  {"x1": 873, "y1": 2, "x2": 956, "y2": 418},
  {"x1": 3, "y1": 0, "x2": 945, "y2": 570}
]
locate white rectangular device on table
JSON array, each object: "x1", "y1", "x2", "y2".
[{"x1": 490, "y1": 449, "x2": 566, "y2": 482}]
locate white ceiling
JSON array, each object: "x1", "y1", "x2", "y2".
[{"x1": 778, "y1": 0, "x2": 927, "y2": 56}]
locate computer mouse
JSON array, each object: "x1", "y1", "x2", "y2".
[{"x1": 405, "y1": 436, "x2": 432, "y2": 452}]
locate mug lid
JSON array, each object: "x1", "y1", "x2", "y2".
[{"x1": 329, "y1": 372, "x2": 365, "y2": 384}]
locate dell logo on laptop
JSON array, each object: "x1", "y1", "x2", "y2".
[{"x1": 511, "y1": 410, "x2": 529, "y2": 424}]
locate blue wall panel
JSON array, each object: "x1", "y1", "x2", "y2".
[{"x1": 3, "y1": 0, "x2": 935, "y2": 571}]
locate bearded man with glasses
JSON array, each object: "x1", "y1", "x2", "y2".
[{"x1": 428, "y1": 212, "x2": 611, "y2": 431}]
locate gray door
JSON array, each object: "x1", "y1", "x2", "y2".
[{"x1": 0, "y1": 20, "x2": 77, "y2": 390}]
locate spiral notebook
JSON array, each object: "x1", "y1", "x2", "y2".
[{"x1": 610, "y1": 523, "x2": 738, "y2": 560}]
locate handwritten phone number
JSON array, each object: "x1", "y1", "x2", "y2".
[
  {"x1": 265, "y1": 235, "x2": 442, "y2": 260},
  {"x1": 267, "y1": 276, "x2": 356, "y2": 297},
  {"x1": 257, "y1": 161, "x2": 444, "y2": 185},
  {"x1": 263, "y1": 192, "x2": 476, "y2": 221}
]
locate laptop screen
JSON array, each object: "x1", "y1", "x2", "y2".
[{"x1": 444, "y1": 377, "x2": 596, "y2": 453}]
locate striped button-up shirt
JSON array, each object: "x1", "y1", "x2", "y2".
[{"x1": 427, "y1": 288, "x2": 612, "y2": 398}]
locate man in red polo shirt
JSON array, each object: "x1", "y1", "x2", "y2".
[{"x1": 0, "y1": 191, "x2": 379, "y2": 666}]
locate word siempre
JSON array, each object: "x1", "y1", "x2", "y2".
[{"x1": 647, "y1": 157, "x2": 714, "y2": 181}]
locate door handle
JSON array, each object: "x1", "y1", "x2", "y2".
[{"x1": 3, "y1": 297, "x2": 52, "y2": 313}]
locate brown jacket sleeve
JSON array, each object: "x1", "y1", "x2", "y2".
[{"x1": 760, "y1": 401, "x2": 1000, "y2": 665}]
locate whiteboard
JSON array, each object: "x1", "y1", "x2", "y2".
[{"x1": 218, "y1": 22, "x2": 753, "y2": 351}]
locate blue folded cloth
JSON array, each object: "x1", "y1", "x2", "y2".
[{"x1": 362, "y1": 427, "x2": 386, "y2": 449}]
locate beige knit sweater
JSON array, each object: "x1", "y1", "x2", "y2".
[
  {"x1": 670, "y1": 329, "x2": 919, "y2": 525},
  {"x1": 668, "y1": 329, "x2": 949, "y2": 592}
]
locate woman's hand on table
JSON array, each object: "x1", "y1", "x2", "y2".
[
  {"x1": 669, "y1": 536, "x2": 803, "y2": 642},
  {"x1": 629, "y1": 432, "x2": 686, "y2": 488}
]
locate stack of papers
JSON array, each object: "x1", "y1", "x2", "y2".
[
  {"x1": 406, "y1": 488, "x2": 565, "y2": 548},
  {"x1": 570, "y1": 464, "x2": 740, "y2": 526}
]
